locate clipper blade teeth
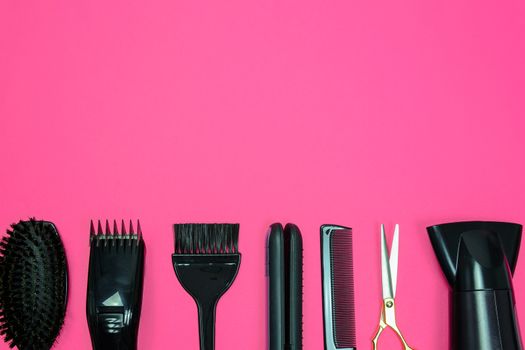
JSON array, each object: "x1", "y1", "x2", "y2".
[
  {"x1": 90, "y1": 219, "x2": 143, "y2": 246},
  {"x1": 137, "y1": 221, "x2": 142, "y2": 242}
]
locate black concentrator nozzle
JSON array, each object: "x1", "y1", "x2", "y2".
[{"x1": 427, "y1": 221, "x2": 523, "y2": 350}]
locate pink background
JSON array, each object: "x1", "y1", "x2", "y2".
[{"x1": 1, "y1": 0, "x2": 525, "y2": 349}]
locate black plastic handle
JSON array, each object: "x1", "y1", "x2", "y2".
[
  {"x1": 453, "y1": 290, "x2": 522, "y2": 350},
  {"x1": 197, "y1": 298, "x2": 218, "y2": 350}
]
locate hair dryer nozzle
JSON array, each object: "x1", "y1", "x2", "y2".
[{"x1": 427, "y1": 221, "x2": 523, "y2": 350}]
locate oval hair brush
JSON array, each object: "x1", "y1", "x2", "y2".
[{"x1": 0, "y1": 219, "x2": 68, "y2": 350}]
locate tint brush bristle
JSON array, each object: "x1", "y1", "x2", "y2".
[{"x1": 174, "y1": 223, "x2": 239, "y2": 254}]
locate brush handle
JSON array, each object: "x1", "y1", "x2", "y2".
[
  {"x1": 173, "y1": 254, "x2": 241, "y2": 350},
  {"x1": 197, "y1": 298, "x2": 218, "y2": 350}
]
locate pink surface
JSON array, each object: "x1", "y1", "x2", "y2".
[{"x1": 1, "y1": 0, "x2": 525, "y2": 349}]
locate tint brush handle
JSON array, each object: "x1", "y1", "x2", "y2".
[
  {"x1": 197, "y1": 298, "x2": 218, "y2": 350},
  {"x1": 172, "y1": 254, "x2": 241, "y2": 350}
]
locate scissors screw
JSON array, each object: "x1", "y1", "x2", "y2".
[{"x1": 386, "y1": 300, "x2": 393, "y2": 308}]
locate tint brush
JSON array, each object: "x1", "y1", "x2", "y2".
[{"x1": 172, "y1": 223, "x2": 241, "y2": 350}]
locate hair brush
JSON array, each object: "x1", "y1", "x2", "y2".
[{"x1": 0, "y1": 219, "x2": 68, "y2": 350}]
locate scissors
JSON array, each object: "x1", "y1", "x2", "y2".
[{"x1": 372, "y1": 224, "x2": 414, "y2": 350}]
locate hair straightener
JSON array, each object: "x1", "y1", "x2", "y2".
[{"x1": 267, "y1": 223, "x2": 303, "y2": 350}]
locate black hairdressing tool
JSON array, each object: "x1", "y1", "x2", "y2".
[
  {"x1": 428, "y1": 221, "x2": 523, "y2": 350},
  {"x1": 321, "y1": 224, "x2": 356, "y2": 350},
  {"x1": 87, "y1": 220, "x2": 145, "y2": 350},
  {"x1": 267, "y1": 223, "x2": 303, "y2": 350},
  {"x1": 0, "y1": 219, "x2": 68, "y2": 350},
  {"x1": 172, "y1": 223, "x2": 241, "y2": 350}
]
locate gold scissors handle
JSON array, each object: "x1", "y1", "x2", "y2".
[{"x1": 372, "y1": 298, "x2": 413, "y2": 350}]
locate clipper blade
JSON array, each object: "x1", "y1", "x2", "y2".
[{"x1": 90, "y1": 219, "x2": 143, "y2": 246}]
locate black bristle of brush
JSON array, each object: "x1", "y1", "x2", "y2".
[
  {"x1": 321, "y1": 225, "x2": 356, "y2": 350},
  {"x1": 0, "y1": 219, "x2": 68, "y2": 350},
  {"x1": 172, "y1": 224, "x2": 241, "y2": 350},
  {"x1": 174, "y1": 223, "x2": 239, "y2": 254}
]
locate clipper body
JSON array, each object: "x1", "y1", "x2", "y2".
[{"x1": 87, "y1": 220, "x2": 145, "y2": 350}]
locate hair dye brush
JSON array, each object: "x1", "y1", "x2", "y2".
[
  {"x1": 0, "y1": 219, "x2": 68, "y2": 350},
  {"x1": 87, "y1": 220, "x2": 145, "y2": 350},
  {"x1": 172, "y1": 223, "x2": 241, "y2": 350},
  {"x1": 428, "y1": 221, "x2": 523, "y2": 350}
]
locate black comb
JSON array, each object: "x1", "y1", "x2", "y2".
[
  {"x1": 172, "y1": 223, "x2": 241, "y2": 350},
  {"x1": 321, "y1": 224, "x2": 356, "y2": 350}
]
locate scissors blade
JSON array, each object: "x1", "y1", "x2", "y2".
[
  {"x1": 389, "y1": 224, "x2": 399, "y2": 298},
  {"x1": 381, "y1": 224, "x2": 394, "y2": 300}
]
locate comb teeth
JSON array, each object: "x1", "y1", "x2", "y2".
[
  {"x1": 330, "y1": 227, "x2": 356, "y2": 348},
  {"x1": 90, "y1": 219, "x2": 142, "y2": 246},
  {"x1": 173, "y1": 223, "x2": 239, "y2": 254}
]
